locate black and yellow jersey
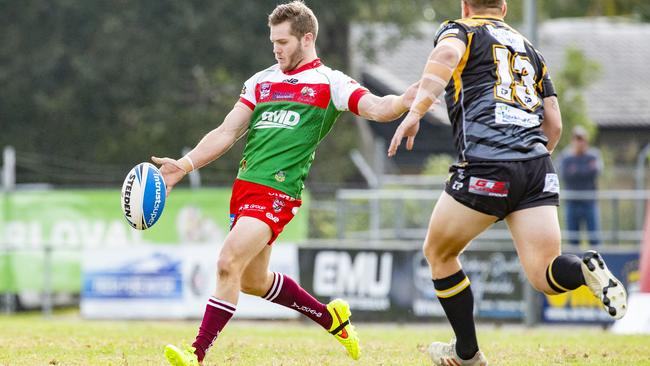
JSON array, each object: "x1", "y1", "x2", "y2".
[{"x1": 434, "y1": 16, "x2": 557, "y2": 162}]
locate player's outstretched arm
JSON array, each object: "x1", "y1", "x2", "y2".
[
  {"x1": 152, "y1": 102, "x2": 252, "y2": 195},
  {"x1": 542, "y1": 96, "x2": 562, "y2": 154},
  {"x1": 388, "y1": 38, "x2": 466, "y2": 157},
  {"x1": 356, "y1": 81, "x2": 420, "y2": 122}
]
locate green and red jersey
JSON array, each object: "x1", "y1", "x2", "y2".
[{"x1": 237, "y1": 59, "x2": 368, "y2": 198}]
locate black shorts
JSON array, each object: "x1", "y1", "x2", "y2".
[{"x1": 444, "y1": 155, "x2": 560, "y2": 220}]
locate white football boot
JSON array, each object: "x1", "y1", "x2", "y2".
[
  {"x1": 581, "y1": 250, "x2": 628, "y2": 320},
  {"x1": 427, "y1": 339, "x2": 488, "y2": 366}
]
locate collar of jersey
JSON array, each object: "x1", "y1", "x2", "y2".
[
  {"x1": 469, "y1": 15, "x2": 504, "y2": 21},
  {"x1": 282, "y1": 58, "x2": 322, "y2": 75}
]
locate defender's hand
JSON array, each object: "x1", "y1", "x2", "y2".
[
  {"x1": 401, "y1": 81, "x2": 420, "y2": 109},
  {"x1": 387, "y1": 112, "x2": 421, "y2": 157},
  {"x1": 151, "y1": 156, "x2": 186, "y2": 196}
]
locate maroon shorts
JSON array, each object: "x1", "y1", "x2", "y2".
[{"x1": 229, "y1": 179, "x2": 302, "y2": 244}]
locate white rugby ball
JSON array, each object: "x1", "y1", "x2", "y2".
[{"x1": 120, "y1": 162, "x2": 166, "y2": 230}]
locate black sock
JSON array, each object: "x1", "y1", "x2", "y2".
[
  {"x1": 545, "y1": 254, "x2": 586, "y2": 293},
  {"x1": 433, "y1": 269, "x2": 478, "y2": 361}
]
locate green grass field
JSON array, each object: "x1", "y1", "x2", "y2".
[{"x1": 1, "y1": 312, "x2": 649, "y2": 365}]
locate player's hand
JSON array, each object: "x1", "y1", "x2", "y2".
[
  {"x1": 387, "y1": 112, "x2": 421, "y2": 157},
  {"x1": 151, "y1": 156, "x2": 186, "y2": 196},
  {"x1": 401, "y1": 81, "x2": 440, "y2": 111},
  {"x1": 401, "y1": 81, "x2": 420, "y2": 110}
]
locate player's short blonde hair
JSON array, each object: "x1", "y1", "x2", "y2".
[
  {"x1": 464, "y1": 0, "x2": 505, "y2": 10},
  {"x1": 268, "y1": 1, "x2": 319, "y2": 40}
]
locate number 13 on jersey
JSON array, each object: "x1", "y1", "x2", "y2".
[{"x1": 493, "y1": 45, "x2": 541, "y2": 111}]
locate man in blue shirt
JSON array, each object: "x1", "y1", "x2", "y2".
[{"x1": 558, "y1": 126, "x2": 603, "y2": 245}]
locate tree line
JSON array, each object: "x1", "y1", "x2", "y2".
[{"x1": 0, "y1": 0, "x2": 646, "y2": 186}]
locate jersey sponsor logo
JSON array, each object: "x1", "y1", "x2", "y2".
[
  {"x1": 468, "y1": 177, "x2": 509, "y2": 197},
  {"x1": 487, "y1": 25, "x2": 526, "y2": 52},
  {"x1": 272, "y1": 92, "x2": 294, "y2": 100},
  {"x1": 543, "y1": 173, "x2": 560, "y2": 193},
  {"x1": 300, "y1": 86, "x2": 316, "y2": 98},
  {"x1": 256, "y1": 81, "x2": 331, "y2": 108},
  {"x1": 240, "y1": 84, "x2": 247, "y2": 95},
  {"x1": 495, "y1": 103, "x2": 540, "y2": 128},
  {"x1": 242, "y1": 203, "x2": 266, "y2": 212},
  {"x1": 265, "y1": 212, "x2": 280, "y2": 223},
  {"x1": 268, "y1": 191, "x2": 296, "y2": 201},
  {"x1": 255, "y1": 110, "x2": 301, "y2": 130},
  {"x1": 282, "y1": 78, "x2": 299, "y2": 84}
]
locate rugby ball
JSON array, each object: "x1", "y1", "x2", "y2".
[{"x1": 120, "y1": 162, "x2": 166, "y2": 230}]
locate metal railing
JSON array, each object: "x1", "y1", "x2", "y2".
[{"x1": 317, "y1": 189, "x2": 650, "y2": 247}]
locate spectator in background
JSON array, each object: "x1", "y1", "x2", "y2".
[{"x1": 558, "y1": 126, "x2": 603, "y2": 246}]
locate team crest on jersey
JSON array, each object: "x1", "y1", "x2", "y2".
[
  {"x1": 274, "y1": 171, "x2": 286, "y2": 183},
  {"x1": 272, "y1": 198, "x2": 285, "y2": 213},
  {"x1": 260, "y1": 83, "x2": 272, "y2": 99}
]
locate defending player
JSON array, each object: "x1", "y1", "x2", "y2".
[
  {"x1": 388, "y1": 1, "x2": 627, "y2": 365},
  {"x1": 153, "y1": 2, "x2": 418, "y2": 365}
]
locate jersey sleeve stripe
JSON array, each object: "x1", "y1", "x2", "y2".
[
  {"x1": 452, "y1": 32, "x2": 474, "y2": 103},
  {"x1": 348, "y1": 88, "x2": 370, "y2": 115},
  {"x1": 238, "y1": 97, "x2": 255, "y2": 110}
]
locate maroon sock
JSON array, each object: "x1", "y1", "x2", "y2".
[
  {"x1": 191, "y1": 296, "x2": 236, "y2": 362},
  {"x1": 262, "y1": 272, "x2": 333, "y2": 329}
]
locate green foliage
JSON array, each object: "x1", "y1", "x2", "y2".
[
  {"x1": 540, "y1": 0, "x2": 650, "y2": 20},
  {"x1": 0, "y1": 0, "x2": 431, "y2": 186},
  {"x1": 431, "y1": 1, "x2": 524, "y2": 23},
  {"x1": 553, "y1": 47, "x2": 601, "y2": 151},
  {"x1": 431, "y1": 0, "x2": 650, "y2": 23},
  {"x1": 421, "y1": 154, "x2": 454, "y2": 176},
  {"x1": 1, "y1": 0, "x2": 648, "y2": 186}
]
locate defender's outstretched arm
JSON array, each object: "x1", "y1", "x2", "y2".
[{"x1": 388, "y1": 38, "x2": 466, "y2": 156}]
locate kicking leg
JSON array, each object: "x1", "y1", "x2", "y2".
[
  {"x1": 240, "y1": 246, "x2": 360, "y2": 360},
  {"x1": 424, "y1": 192, "x2": 494, "y2": 365}
]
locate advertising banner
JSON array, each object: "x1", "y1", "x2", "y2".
[
  {"x1": 0, "y1": 189, "x2": 307, "y2": 249},
  {"x1": 0, "y1": 189, "x2": 308, "y2": 297},
  {"x1": 412, "y1": 249, "x2": 527, "y2": 320},
  {"x1": 299, "y1": 247, "x2": 527, "y2": 321},
  {"x1": 81, "y1": 243, "x2": 299, "y2": 319}
]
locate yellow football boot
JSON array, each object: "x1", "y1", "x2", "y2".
[
  {"x1": 164, "y1": 344, "x2": 200, "y2": 366},
  {"x1": 326, "y1": 298, "x2": 361, "y2": 360}
]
